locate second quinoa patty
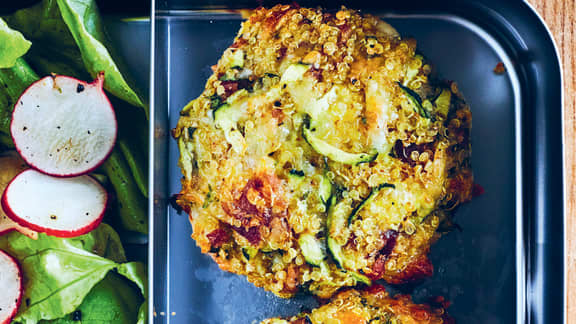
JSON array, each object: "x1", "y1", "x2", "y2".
[
  {"x1": 174, "y1": 5, "x2": 473, "y2": 298},
  {"x1": 260, "y1": 285, "x2": 453, "y2": 324}
]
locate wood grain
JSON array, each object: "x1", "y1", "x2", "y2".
[{"x1": 526, "y1": 0, "x2": 575, "y2": 322}]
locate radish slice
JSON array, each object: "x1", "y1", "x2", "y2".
[
  {"x1": 1, "y1": 169, "x2": 107, "y2": 238},
  {"x1": 11, "y1": 73, "x2": 117, "y2": 177},
  {"x1": 0, "y1": 250, "x2": 22, "y2": 324},
  {"x1": 0, "y1": 152, "x2": 37, "y2": 239}
]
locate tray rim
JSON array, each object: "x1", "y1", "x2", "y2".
[{"x1": 520, "y1": 4, "x2": 567, "y2": 324}]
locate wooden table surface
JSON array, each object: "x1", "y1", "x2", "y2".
[{"x1": 526, "y1": 0, "x2": 575, "y2": 322}]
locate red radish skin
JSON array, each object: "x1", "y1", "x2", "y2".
[
  {"x1": 0, "y1": 153, "x2": 37, "y2": 239},
  {"x1": 0, "y1": 250, "x2": 22, "y2": 324},
  {"x1": 1, "y1": 170, "x2": 107, "y2": 238},
  {"x1": 10, "y1": 72, "x2": 117, "y2": 178},
  {"x1": 2, "y1": 193, "x2": 105, "y2": 238}
]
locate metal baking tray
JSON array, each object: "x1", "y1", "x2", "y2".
[{"x1": 150, "y1": 0, "x2": 564, "y2": 323}]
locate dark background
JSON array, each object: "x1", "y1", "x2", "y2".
[{"x1": 0, "y1": 0, "x2": 150, "y2": 15}]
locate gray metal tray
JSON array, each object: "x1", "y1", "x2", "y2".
[{"x1": 150, "y1": 1, "x2": 564, "y2": 323}]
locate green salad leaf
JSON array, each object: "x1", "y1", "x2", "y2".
[
  {"x1": 42, "y1": 273, "x2": 142, "y2": 324},
  {"x1": 17, "y1": 250, "x2": 117, "y2": 323},
  {"x1": 119, "y1": 138, "x2": 149, "y2": 198},
  {"x1": 0, "y1": 58, "x2": 39, "y2": 101},
  {"x1": 56, "y1": 0, "x2": 146, "y2": 110},
  {"x1": 0, "y1": 224, "x2": 146, "y2": 324},
  {"x1": 118, "y1": 262, "x2": 149, "y2": 324},
  {"x1": 0, "y1": 3, "x2": 149, "y2": 321},
  {"x1": 0, "y1": 18, "x2": 31, "y2": 68},
  {"x1": 5, "y1": 0, "x2": 89, "y2": 81},
  {"x1": 5, "y1": 0, "x2": 146, "y2": 112},
  {"x1": 79, "y1": 222, "x2": 127, "y2": 263},
  {"x1": 103, "y1": 149, "x2": 148, "y2": 233},
  {"x1": 0, "y1": 58, "x2": 39, "y2": 135},
  {"x1": 0, "y1": 223, "x2": 125, "y2": 262},
  {"x1": 2, "y1": 0, "x2": 149, "y2": 233}
]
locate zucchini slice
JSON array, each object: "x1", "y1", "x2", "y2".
[
  {"x1": 229, "y1": 49, "x2": 244, "y2": 68},
  {"x1": 319, "y1": 175, "x2": 332, "y2": 206},
  {"x1": 326, "y1": 198, "x2": 350, "y2": 269},
  {"x1": 242, "y1": 247, "x2": 258, "y2": 260},
  {"x1": 288, "y1": 169, "x2": 306, "y2": 186},
  {"x1": 397, "y1": 82, "x2": 430, "y2": 119},
  {"x1": 350, "y1": 272, "x2": 372, "y2": 286},
  {"x1": 214, "y1": 103, "x2": 244, "y2": 136},
  {"x1": 434, "y1": 88, "x2": 452, "y2": 117},
  {"x1": 298, "y1": 233, "x2": 326, "y2": 266},
  {"x1": 281, "y1": 63, "x2": 310, "y2": 83},
  {"x1": 326, "y1": 197, "x2": 372, "y2": 285},
  {"x1": 302, "y1": 122, "x2": 378, "y2": 165},
  {"x1": 213, "y1": 87, "x2": 249, "y2": 127},
  {"x1": 212, "y1": 92, "x2": 250, "y2": 152},
  {"x1": 348, "y1": 183, "x2": 395, "y2": 226}
]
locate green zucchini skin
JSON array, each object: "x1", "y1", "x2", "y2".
[
  {"x1": 298, "y1": 233, "x2": 326, "y2": 266},
  {"x1": 318, "y1": 175, "x2": 332, "y2": 206},
  {"x1": 397, "y1": 82, "x2": 430, "y2": 119},
  {"x1": 348, "y1": 183, "x2": 395, "y2": 226},
  {"x1": 302, "y1": 119, "x2": 378, "y2": 165},
  {"x1": 326, "y1": 195, "x2": 371, "y2": 286}
]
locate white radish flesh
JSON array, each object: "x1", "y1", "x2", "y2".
[
  {"x1": 0, "y1": 250, "x2": 22, "y2": 324},
  {"x1": 11, "y1": 73, "x2": 117, "y2": 177},
  {"x1": 2, "y1": 169, "x2": 107, "y2": 238}
]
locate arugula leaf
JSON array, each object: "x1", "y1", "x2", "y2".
[
  {"x1": 5, "y1": 0, "x2": 146, "y2": 112},
  {"x1": 0, "y1": 224, "x2": 145, "y2": 323},
  {"x1": 0, "y1": 18, "x2": 31, "y2": 68}
]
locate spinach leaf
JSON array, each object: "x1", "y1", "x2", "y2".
[{"x1": 0, "y1": 18, "x2": 31, "y2": 68}]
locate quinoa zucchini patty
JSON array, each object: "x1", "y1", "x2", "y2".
[
  {"x1": 261, "y1": 286, "x2": 453, "y2": 324},
  {"x1": 174, "y1": 5, "x2": 473, "y2": 298}
]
